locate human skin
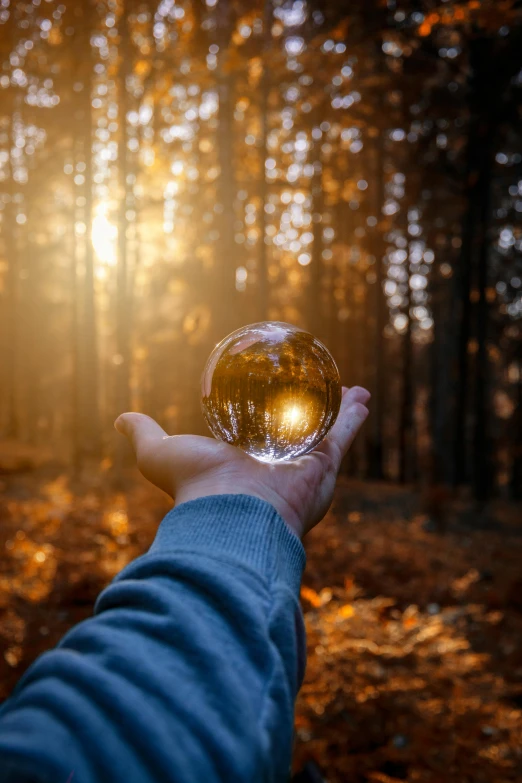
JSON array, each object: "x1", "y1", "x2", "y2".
[{"x1": 115, "y1": 385, "x2": 370, "y2": 539}]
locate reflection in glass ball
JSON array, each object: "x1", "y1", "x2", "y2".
[{"x1": 201, "y1": 321, "x2": 342, "y2": 462}]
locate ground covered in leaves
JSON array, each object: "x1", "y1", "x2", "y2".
[{"x1": 0, "y1": 455, "x2": 521, "y2": 783}]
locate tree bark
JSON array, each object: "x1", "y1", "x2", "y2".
[
  {"x1": 510, "y1": 362, "x2": 522, "y2": 500},
  {"x1": 452, "y1": 120, "x2": 478, "y2": 487},
  {"x1": 71, "y1": 185, "x2": 81, "y2": 474},
  {"x1": 451, "y1": 37, "x2": 500, "y2": 499},
  {"x1": 4, "y1": 103, "x2": 19, "y2": 438},
  {"x1": 472, "y1": 123, "x2": 494, "y2": 501},
  {"x1": 116, "y1": 1, "x2": 132, "y2": 418},
  {"x1": 366, "y1": 127, "x2": 386, "y2": 480},
  {"x1": 257, "y1": 0, "x2": 272, "y2": 321},
  {"x1": 453, "y1": 37, "x2": 498, "y2": 493},
  {"x1": 308, "y1": 141, "x2": 324, "y2": 340},
  {"x1": 214, "y1": 0, "x2": 237, "y2": 339},
  {"x1": 430, "y1": 275, "x2": 453, "y2": 485},
  {"x1": 399, "y1": 288, "x2": 413, "y2": 484}
]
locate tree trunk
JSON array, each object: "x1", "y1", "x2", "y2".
[
  {"x1": 4, "y1": 104, "x2": 19, "y2": 438},
  {"x1": 308, "y1": 138, "x2": 324, "y2": 339},
  {"x1": 116, "y1": 2, "x2": 132, "y2": 418},
  {"x1": 472, "y1": 124, "x2": 494, "y2": 501},
  {"x1": 452, "y1": 124, "x2": 477, "y2": 487},
  {"x1": 257, "y1": 0, "x2": 272, "y2": 321},
  {"x1": 399, "y1": 291, "x2": 413, "y2": 484},
  {"x1": 453, "y1": 37, "x2": 496, "y2": 491},
  {"x1": 20, "y1": 202, "x2": 39, "y2": 444},
  {"x1": 350, "y1": 268, "x2": 369, "y2": 477},
  {"x1": 77, "y1": 0, "x2": 102, "y2": 459},
  {"x1": 214, "y1": 0, "x2": 237, "y2": 339},
  {"x1": 366, "y1": 127, "x2": 386, "y2": 480},
  {"x1": 510, "y1": 362, "x2": 522, "y2": 500},
  {"x1": 430, "y1": 275, "x2": 453, "y2": 485},
  {"x1": 71, "y1": 190, "x2": 81, "y2": 474}
]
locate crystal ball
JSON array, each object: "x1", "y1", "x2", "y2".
[{"x1": 201, "y1": 321, "x2": 342, "y2": 462}]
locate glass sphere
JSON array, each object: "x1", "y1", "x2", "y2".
[{"x1": 201, "y1": 321, "x2": 342, "y2": 463}]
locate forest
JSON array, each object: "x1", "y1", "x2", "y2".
[{"x1": 0, "y1": 1, "x2": 521, "y2": 781}]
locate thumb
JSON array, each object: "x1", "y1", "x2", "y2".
[
  {"x1": 115, "y1": 412, "x2": 176, "y2": 496},
  {"x1": 115, "y1": 412, "x2": 168, "y2": 454},
  {"x1": 317, "y1": 386, "x2": 370, "y2": 468}
]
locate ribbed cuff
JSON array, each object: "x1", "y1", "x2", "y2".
[{"x1": 149, "y1": 494, "x2": 305, "y2": 595}]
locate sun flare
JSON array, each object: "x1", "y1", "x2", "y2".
[
  {"x1": 283, "y1": 403, "x2": 303, "y2": 427},
  {"x1": 91, "y1": 212, "x2": 117, "y2": 266}
]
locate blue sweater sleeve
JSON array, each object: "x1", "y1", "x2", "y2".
[{"x1": 0, "y1": 495, "x2": 306, "y2": 783}]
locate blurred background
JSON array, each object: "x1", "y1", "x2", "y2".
[
  {"x1": 0, "y1": 0, "x2": 520, "y2": 494},
  {"x1": 1, "y1": 1, "x2": 522, "y2": 781}
]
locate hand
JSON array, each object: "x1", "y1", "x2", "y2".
[{"x1": 115, "y1": 386, "x2": 370, "y2": 539}]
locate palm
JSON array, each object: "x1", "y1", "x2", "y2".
[
  {"x1": 159, "y1": 434, "x2": 335, "y2": 536},
  {"x1": 116, "y1": 386, "x2": 370, "y2": 538}
]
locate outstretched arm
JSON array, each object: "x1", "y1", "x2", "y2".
[{"x1": 0, "y1": 387, "x2": 369, "y2": 783}]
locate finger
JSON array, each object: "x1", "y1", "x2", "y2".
[
  {"x1": 322, "y1": 402, "x2": 369, "y2": 467},
  {"x1": 342, "y1": 385, "x2": 371, "y2": 405},
  {"x1": 115, "y1": 412, "x2": 176, "y2": 495},
  {"x1": 115, "y1": 413, "x2": 170, "y2": 477},
  {"x1": 317, "y1": 388, "x2": 370, "y2": 468},
  {"x1": 115, "y1": 412, "x2": 168, "y2": 455}
]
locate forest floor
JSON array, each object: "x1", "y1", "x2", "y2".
[{"x1": 0, "y1": 444, "x2": 521, "y2": 783}]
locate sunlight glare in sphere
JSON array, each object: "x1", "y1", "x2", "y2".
[
  {"x1": 201, "y1": 322, "x2": 342, "y2": 462},
  {"x1": 284, "y1": 404, "x2": 302, "y2": 426}
]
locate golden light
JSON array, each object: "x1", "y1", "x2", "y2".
[
  {"x1": 92, "y1": 211, "x2": 117, "y2": 266},
  {"x1": 283, "y1": 403, "x2": 303, "y2": 427}
]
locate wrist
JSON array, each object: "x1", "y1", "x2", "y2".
[
  {"x1": 174, "y1": 479, "x2": 304, "y2": 539},
  {"x1": 148, "y1": 494, "x2": 306, "y2": 595}
]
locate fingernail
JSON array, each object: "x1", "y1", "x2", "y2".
[{"x1": 114, "y1": 415, "x2": 127, "y2": 435}]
